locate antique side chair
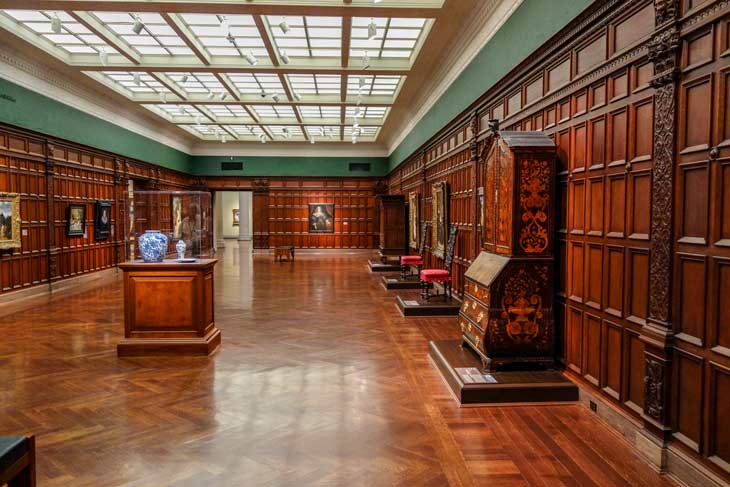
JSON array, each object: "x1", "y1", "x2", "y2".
[
  {"x1": 419, "y1": 226, "x2": 458, "y2": 300},
  {"x1": 400, "y1": 222, "x2": 429, "y2": 280}
]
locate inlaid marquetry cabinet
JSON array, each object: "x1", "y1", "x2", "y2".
[{"x1": 460, "y1": 131, "x2": 556, "y2": 370}]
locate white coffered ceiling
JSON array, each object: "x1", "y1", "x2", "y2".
[{"x1": 0, "y1": 0, "x2": 517, "y2": 150}]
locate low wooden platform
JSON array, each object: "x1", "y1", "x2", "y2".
[
  {"x1": 396, "y1": 294, "x2": 460, "y2": 316},
  {"x1": 380, "y1": 275, "x2": 428, "y2": 290},
  {"x1": 368, "y1": 260, "x2": 401, "y2": 272},
  {"x1": 429, "y1": 339, "x2": 579, "y2": 405}
]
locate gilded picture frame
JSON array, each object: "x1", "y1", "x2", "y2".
[
  {"x1": 66, "y1": 204, "x2": 86, "y2": 237},
  {"x1": 308, "y1": 203, "x2": 334, "y2": 233},
  {"x1": 408, "y1": 192, "x2": 419, "y2": 249},
  {"x1": 0, "y1": 194, "x2": 21, "y2": 250},
  {"x1": 232, "y1": 208, "x2": 240, "y2": 226},
  {"x1": 93, "y1": 200, "x2": 112, "y2": 241},
  {"x1": 431, "y1": 182, "x2": 449, "y2": 259}
]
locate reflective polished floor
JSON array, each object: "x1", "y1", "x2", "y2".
[{"x1": 0, "y1": 242, "x2": 675, "y2": 486}]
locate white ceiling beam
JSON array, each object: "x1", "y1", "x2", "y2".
[
  {"x1": 213, "y1": 73, "x2": 241, "y2": 101},
  {"x1": 149, "y1": 72, "x2": 187, "y2": 100},
  {"x1": 253, "y1": 15, "x2": 280, "y2": 67},
  {"x1": 341, "y1": 17, "x2": 351, "y2": 69},
  {"x1": 68, "y1": 11, "x2": 141, "y2": 65},
  {"x1": 73, "y1": 61, "x2": 410, "y2": 75},
  {"x1": 161, "y1": 13, "x2": 211, "y2": 65}
]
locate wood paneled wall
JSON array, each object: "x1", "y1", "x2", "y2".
[
  {"x1": 203, "y1": 177, "x2": 381, "y2": 249},
  {"x1": 0, "y1": 124, "x2": 195, "y2": 295},
  {"x1": 387, "y1": 0, "x2": 730, "y2": 479}
]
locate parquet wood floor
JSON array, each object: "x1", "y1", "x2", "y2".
[{"x1": 0, "y1": 243, "x2": 676, "y2": 487}]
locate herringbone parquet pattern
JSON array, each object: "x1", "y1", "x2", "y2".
[{"x1": 0, "y1": 243, "x2": 675, "y2": 486}]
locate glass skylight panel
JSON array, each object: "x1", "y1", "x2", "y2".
[
  {"x1": 347, "y1": 75, "x2": 402, "y2": 97},
  {"x1": 204, "y1": 105, "x2": 251, "y2": 119},
  {"x1": 181, "y1": 13, "x2": 268, "y2": 59},
  {"x1": 252, "y1": 105, "x2": 296, "y2": 119},
  {"x1": 1, "y1": 10, "x2": 118, "y2": 55},
  {"x1": 225, "y1": 125, "x2": 264, "y2": 136},
  {"x1": 227, "y1": 73, "x2": 283, "y2": 95},
  {"x1": 346, "y1": 106, "x2": 389, "y2": 120},
  {"x1": 298, "y1": 106, "x2": 341, "y2": 120},
  {"x1": 92, "y1": 71, "x2": 170, "y2": 95},
  {"x1": 166, "y1": 72, "x2": 224, "y2": 95},
  {"x1": 344, "y1": 126, "x2": 379, "y2": 137},
  {"x1": 350, "y1": 17, "x2": 426, "y2": 60},
  {"x1": 268, "y1": 125, "x2": 304, "y2": 139},
  {"x1": 305, "y1": 126, "x2": 340, "y2": 138},
  {"x1": 266, "y1": 15, "x2": 341, "y2": 59},
  {"x1": 287, "y1": 74, "x2": 340, "y2": 95},
  {"x1": 88, "y1": 12, "x2": 192, "y2": 57}
]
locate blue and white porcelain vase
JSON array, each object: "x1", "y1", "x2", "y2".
[
  {"x1": 138, "y1": 230, "x2": 168, "y2": 263},
  {"x1": 175, "y1": 239, "x2": 186, "y2": 260}
]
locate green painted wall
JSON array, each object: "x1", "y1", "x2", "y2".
[
  {"x1": 190, "y1": 155, "x2": 389, "y2": 177},
  {"x1": 388, "y1": 0, "x2": 593, "y2": 171},
  {"x1": 0, "y1": 77, "x2": 191, "y2": 172}
]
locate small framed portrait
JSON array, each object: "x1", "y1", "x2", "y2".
[
  {"x1": 431, "y1": 182, "x2": 449, "y2": 259},
  {"x1": 308, "y1": 203, "x2": 334, "y2": 233},
  {"x1": 171, "y1": 195, "x2": 183, "y2": 240},
  {"x1": 66, "y1": 204, "x2": 86, "y2": 237},
  {"x1": 232, "y1": 208, "x2": 240, "y2": 226},
  {"x1": 408, "y1": 192, "x2": 419, "y2": 249},
  {"x1": 0, "y1": 193, "x2": 21, "y2": 250},
  {"x1": 94, "y1": 200, "x2": 112, "y2": 241}
]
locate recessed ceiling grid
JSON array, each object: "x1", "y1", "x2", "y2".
[{"x1": 0, "y1": 2, "x2": 440, "y2": 143}]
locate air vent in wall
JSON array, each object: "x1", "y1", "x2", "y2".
[
  {"x1": 221, "y1": 161, "x2": 243, "y2": 171},
  {"x1": 349, "y1": 163, "x2": 371, "y2": 172}
]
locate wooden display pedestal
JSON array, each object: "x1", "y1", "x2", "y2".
[
  {"x1": 429, "y1": 340, "x2": 578, "y2": 405},
  {"x1": 396, "y1": 294, "x2": 461, "y2": 316},
  {"x1": 368, "y1": 260, "x2": 401, "y2": 273},
  {"x1": 381, "y1": 274, "x2": 429, "y2": 290},
  {"x1": 117, "y1": 259, "x2": 221, "y2": 357}
]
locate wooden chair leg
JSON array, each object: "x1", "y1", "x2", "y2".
[
  {"x1": 400, "y1": 264, "x2": 407, "y2": 280},
  {"x1": 420, "y1": 280, "x2": 428, "y2": 300}
]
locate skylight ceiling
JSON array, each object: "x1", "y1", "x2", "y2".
[{"x1": 0, "y1": 1, "x2": 444, "y2": 144}]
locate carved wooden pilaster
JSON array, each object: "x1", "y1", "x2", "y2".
[
  {"x1": 469, "y1": 112, "x2": 480, "y2": 257},
  {"x1": 641, "y1": 0, "x2": 680, "y2": 440},
  {"x1": 113, "y1": 158, "x2": 128, "y2": 265},
  {"x1": 45, "y1": 142, "x2": 59, "y2": 282},
  {"x1": 251, "y1": 178, "x2": 270, "y2": 248}
]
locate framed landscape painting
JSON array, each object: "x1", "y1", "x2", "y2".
[
  {"x1": 431, "y1": 182, "x2": 449, "y2": 259},
  {"x1": 94, "y1": 200, "x2": 112, "y2": 241},
  {"x1": 408, "y1": 192, "x2": 419, "y2": 249},
  {"x1": 66, "y1": 204, "x2": 86, "y2": 237},
  {"x1": 308, "y1": 203, "x2": 334, "y2": 233},
  {"x1": 0, "y1": 194, "x2": 21, "y2": 250}
]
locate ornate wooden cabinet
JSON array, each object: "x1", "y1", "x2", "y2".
[
  {"x1": 377, "y1": 194, "x2": 408, "y2": 261},
  {"x1": 460, "y1": 131, "x2": 556, "y2": 370}
]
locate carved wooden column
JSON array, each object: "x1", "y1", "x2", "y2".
[
  {"x1": 469, "y1": 112, "x2": 480, "y2": 258},
  {"x1": 373, "y1": 179, "x2": 388, "y2": 249},
  {"x1": 251, "y1": 178, "x2": 269, "y2": 249},
  {"x1": 44, "y1": 142, "x2": 59, "y2": 284},
  {"x1": 113, "y1": 158, "x2": 128, "y2": 265},
  {"x1": 640, "y1": 0, "x2": 680, "y2": 446}
]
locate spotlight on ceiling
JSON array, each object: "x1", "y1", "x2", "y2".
[
  {"x1": 260, "y1": 135, "x2": 267, "y2": 144},
  {"x1": 160, "y1": 92, "x2": 167, "y2": 103},
  {"x1": 280, "y1": 50, "x2": 290, "y2": 65},
  {"x1": 99, "y1": 48, "x2": 108, "y2": 66},
  {"x1": 374, "y1": 0, "x2": 383, "y2": 3},
  {"x1": 279, "y1": 17, "x2": 289, "y2": 34},
  {"x1": 310, "y1": 137, "x2": 315, "y2": 144},
  {"x1": 367, "y1": 19, "x2": 378, "y2": 40},
  {"x1": 221, "y1": 134, "x2": 227, "y2": 143},
  {"x1": 293, "y1": 91, "x2": 302, "y2": 101},
  {"x1": 358, "y1": 76, "x2": 366, "y2": 89},
  {"x1": 207, "y1": 91, "x2": 215, "y2": 100},
  {"x1": 195, "y1": 114, "x2": 201, "y2": 125},
  {"x1": 357, "y1": 95, "x2": 363, "y2": 106},
  {"x1": 272, "y1": 93, "x2": 280, "y2": 103},
  {"x1": 51, "y1": 13, "x2": 62, "y2": 34},
  {"x1": 220, "y1": 15, "x2": 230, "y2": 34},
  {"x1": 180, "y1": 74, "x2": 189, "y2": 83},
  {"x1": 132, "y1": 15, "x2": 145, "y2": 35},
  {"x1": 260, "y1": 90, "x2": 268, "y2": 98},
  {"x1": 245, "y1": 51, "x2": 258, "y2": 66},
  {"x1": 219, "y1": 92, "x2": 227, "y2": 100},
  {"x1": 133, "y1": 72, "x2": 141, "y2": 86},
  {"x1": 361, "y1": 52, "x2": 370, "y2": 70},
  {"x1": 352, "y1": 138, "x2": 357, "y2": 144}
]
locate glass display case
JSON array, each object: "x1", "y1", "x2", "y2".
[{"x1": 124, "y1": 190, "x2": 212, "y2": 261}]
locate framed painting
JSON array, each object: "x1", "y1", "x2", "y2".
[
  {"x1": 94, "y1": 200, "x2": 112, "y2": 241},
  {"x1": 66, "y1": 204, "x2": 86, "y2": 237},
  {"x1": 431, "y1": 182, "x2": 449, "y2": 259},
  {"x1": 0, "y1": 194, "x2": 21, "y2": 250},
  {"x1": 232, "y1": 208, "x2": 240, "y2": 226},
  {"x1": 308, "y1": 203, "x2": 334, "y2": 233},
  {"x1": 408, "y1": 192, "x2": 419, "y2": 249},
  {"x1": 171, "y1": 195, "x2": 183, "y2": 240}
]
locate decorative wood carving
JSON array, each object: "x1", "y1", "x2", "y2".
[{"x1": 644, "y1": 355, "x2": 666, "y2": 422}]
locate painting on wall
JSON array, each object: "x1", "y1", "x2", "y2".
[
  {"x1": 0, "y1": 194, "x2": 21, "y2": 250},
  {"x1": 308, "y1": 203, "x2": 334, "y2": 233},
  {"x1": 431, "y1": 182, "x2": 449, "y2": 259},
  {"x1": 171, "y1": 195, "x2": 183, "y2": 240},
  {"x1": 66, "y1": 204, "x2": 86, "y2": 237},
  {"x1": 408, "y1": 192, "x2": 419, "y2": 249},
  {"x1": 232, "y1": 208, "x2": 240, "y2": 226},
  {"x1": 94, "y1": 200, "x2": 112, "y2": 241}
]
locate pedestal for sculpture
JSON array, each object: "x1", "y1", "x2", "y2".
[{"x1": 117, "y1": 259, "x2": 221, "y2": 356}]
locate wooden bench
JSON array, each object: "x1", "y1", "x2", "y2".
[
  {"x1": 274, "y1": 246, "x2": 295, "y2": 262},
  {"x1": 0, "y1": 435, "x2": 36, "y2": 487}
]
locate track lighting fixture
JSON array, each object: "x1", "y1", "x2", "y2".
[
  {"x1": 358, "y1": 76, "x2": 366, "y2": 89},
  {"x1": 361, "y1": 52, "x2": 370, "y2": 70},
  {"x1": 260, "y1": 90, "x2": 268, "y2": 98},
  {"x1": 132, "y1": 15, "x2": 145, "y2": 35},
  {"x1": 220, "y1": 15, "x2": 230, "y2": 35},
  {"x1": 279, "y1": 17, "x2": 289, "y2": 34},
  {"x1": 51, "y1": 13, "x2": 62, "y2": 34},
  {"x1": 221, "y1": 134, "x2": 227, "y2": 143},
  {"x1": 195, "y1": 114, "x2": 202, "y2": 125},
  {"x1": 293, "y1": 91, "x2": 302, "y2": 101},
  {"x1": 244, "y1": 51, "x2": 258, "y2": 66},
  {"x1": 160, "y1": 92, "x2": 167, "y2": 103},
  {"x1": 207, "y1": 91, "x2": 215, "y2": 100},
  {"x1": 99, "y1": 48, "x2": 108, "y2": 66},
  {"x1": 352, "y1": 138, "x2": 357, "y2": 144},
  {"x1": 260, "y1": 135, "x2": 267, "y2": 144},
  {"x1": 318, "y1": 127, "x2": 324, "y2": 136},
  {"x1": 180, "y1": 74, "x2": 189, "y2": 83},
  {"x1": 310, "y1": 138, "x2": 315, "y2": 144},
  {"x1": 280, "y1": 50, "x2": 290, "y2": 65},
  {"x1": 353, "y1": 121, "x2": 360, "y2": 128},
  {"x1": 367, "y1": 19, "x2": 378, "y2": 40},
  {"x1": 219, "y1": 92, "x2": 227, "y2": 100},
  {"x1": 133, "y1": 72, "x2": 141, "y2": 85},
  {"x1": 272, "y1": 93, "x2": 280, "y2": 103}
]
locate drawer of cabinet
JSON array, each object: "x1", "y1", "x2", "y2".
[
  {"x1": 459, "y1": 319, "x2": 485, "y2": 353},
  {"x1": 460, "y1": 296, "x2": 488, "y2": 330},
  {"x1": 466, "y1": 279, "x2": 491, "y2": 307}
]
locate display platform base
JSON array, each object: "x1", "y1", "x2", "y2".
[
  {"x1": 429, "y1": 339, "x2": 579, "y2": 405},
  {"x1": 117, "y1": 328, "x2": 221, "y2": 357},
  {"x1": 396, "y1": 294, "x2": 461, "y2": 316},
  {"x1": 381, "y1": 275, "x2": 430, "y2": 290},
  {"x1": 368, "y1": 260, "x2": 401, "y2": 273}
]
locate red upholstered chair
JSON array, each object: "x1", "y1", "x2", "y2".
[
  {"x1": 420, "y1": 226, "x2": 458, "y2": 300},
  {"x1": 400, "y1": 222, "x2": 429, "y2": 280}
]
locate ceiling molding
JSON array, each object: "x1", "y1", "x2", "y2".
[
  {"x1": 384, "y1": 0, "x2": 523, "y2": 154},
  {"x1": 0, "y1": 44, "x2": 194, "y2": 153},
  {"x1": 189, "y1": 141, "x2": 388, "y2": 157}
]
